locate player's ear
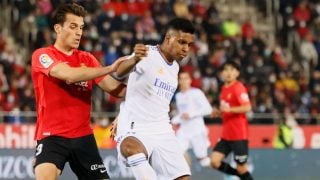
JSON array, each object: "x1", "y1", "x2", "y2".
[
  {"x1": 235, "y1": 70, "x2": 240, "y2": 77},
  {"x1": 165, "y1": 32, "x2": 177, "y2": 45},
  {"x1": 54, "y1": 24, "x2": 62, "y2": 34},
  {"x1": 164, "y1": 32, "x2": 171, "y2": 42}
]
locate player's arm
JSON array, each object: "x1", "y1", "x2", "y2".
[
  {"x1": 116, "y1": 44, "x2": 148, "y2": 77},
  {"x1": 230, "y1": 89, "x2": 252, "y2": 113},
  {"x1": 49, "y1": 56, "x2": 127, "y2": 84},
  {"x1": 221, "y1": 85, "x2": 252, "y2": 113},
  {"x1": 228, "y1": 103, "x2": 252, "y2": 113},
  {"x1": 184, "y1": 90, "x2": 213, "y2": 119},
  {"x1": 211, "y1": 106, "x2": 221, "y2": 117},
  {"x1": 97, "y1": 75, "x2": 127, "y2": 98},
  {"x1": 220, "y1": 100, "x2": 252, "y2": 113}
]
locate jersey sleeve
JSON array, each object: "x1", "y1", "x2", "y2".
[
  {"x1": 133, "y1": 56, "x2": 148, "y2": 74},
  {"x1": 235, "y1": 82, "x2": 251, "y2": 105},
  {"x1": 32, "y1": 48, "x2": 61, "y2": 76},
  {"x1": 188, "y1": 89, "x2": 213, "y2": 118}
]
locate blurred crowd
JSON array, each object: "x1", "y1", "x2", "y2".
[{"x1": 0, "y1": 0, "x2": 319, "y2": 124}]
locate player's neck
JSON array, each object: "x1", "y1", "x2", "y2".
[
  {"x1": 158, "y1": 44, "x2": 174, "y2": 64},
  {"x1": 54, "y1": 42, "x2": 74, "y2": 56},
  {"x1": 224, "y1": 80, "x2": 237, "y2": 87},
  {"x1": 180, "y1": 86, "x2": 190, "y2": 92}
]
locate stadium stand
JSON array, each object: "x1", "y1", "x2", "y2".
[{"x1": 0, "y1": 0, "x2": 319, "y2": 125}]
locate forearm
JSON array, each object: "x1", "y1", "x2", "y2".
[
  {"x1": 229, "y1": 104, "x2": 251, "y2": 113},
  {"x1": 50, "y1": 63, "x2": 114, "y2": 84},
  {"x1": 116, "y1": 44, "x2": 148, "y2": 76},
  {"x1": 189, "y1": 106, "x2": 212, "y2": 119},
  {"x1": 64, "y1": 66, "x2": 113, "y2": 84},
  {"x1": 116, "y1": 57, "x2": 138, "y2": 77},
  {"x1": 98, "y1": 75, "x2": 127, "y2": 98},
  {"x1": 189, "y1": 95, "x2": 213, "y2": 118}
]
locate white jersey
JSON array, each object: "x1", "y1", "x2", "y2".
[
  {"x1": 172, "y1": 88, "x2": 212, "y2": 137},
  {"x1": 117, "y1": 45, "x2": 179, "y2": 135}
]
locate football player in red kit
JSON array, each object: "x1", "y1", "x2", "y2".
[
  {"x1": 31, "y1": 3, "x2": 147, "y2": 180},
  {"x1": 210, "y1": 61, "x2": 253, "y2": 180}
]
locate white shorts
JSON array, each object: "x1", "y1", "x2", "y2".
[
  {"x1": 117, "y1": 132, "x2": 191, "y2": 180},
  {"x1": 176, "y1": 131, "x2": 210, "y2": 159}
]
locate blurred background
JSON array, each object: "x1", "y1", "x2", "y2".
[{"x1": 0, "y1": 0, "x2": 319, "y2": 179}]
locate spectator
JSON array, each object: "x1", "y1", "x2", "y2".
[
  {"x1": 221, "y1": 17, "x2": 241, "y2": 38},
  {"x1": 300, "y1": 32, "x2": 318, "y2": 83},
  {"x1": 0, "y1": 0, "x2": 319, "y2": 125},
  {"x1": 285, "y1": 114, "x2": 305, "y2": 149},
  {"x1": 273, "y1": 118, "x2": 293, "y2": 149}
]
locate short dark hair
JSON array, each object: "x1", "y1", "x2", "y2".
[
  {"x1": 167, "y1": 18, "x2": 195, "y2": 34},
  {"x1": 220, "y1": 61, "x2": 241, "y2": 71},
  {"x1": 52, "y1": 3, "x2": 87, "y2": 25},
  {"x1": 161, "y1": 18, "x2": 195, "y2": 40}
]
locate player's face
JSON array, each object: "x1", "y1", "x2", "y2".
[
  {"x1": 56, "y1": 13, "x2": 84, "y2": 49},
  {"x1": 178, "y1": 72, "x2": 192, "y2": 90},
  {"x1": 167, "y1": 31, "x2": 194, "y2": 61},
  {"x1": 221, "y1": 65, "x2": 239, "y2": 84}
]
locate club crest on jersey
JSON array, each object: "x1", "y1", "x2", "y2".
[
  {"x1": 157, "y1": 67, "x2": 164, "y2": 75},
  {"x1": 39, "y1": 54, "x2": 54, "y2": 68}
]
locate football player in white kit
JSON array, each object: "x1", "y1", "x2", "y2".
[
  {"x1": 114, "y1": 18, "x2": 195, "y2": 180},
  {"x1": 172, "y1": 71, "x2": 213, "y2": 167}
]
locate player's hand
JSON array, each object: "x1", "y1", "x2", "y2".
[
  {"x1": 180, "y1": 113, "x2": 190, "y2": 120},
  {"x1": 132, "y1": 44, "x2": 148, "y2": 62},
  {"x1": 220, "y1": 103, "x2": 231, "y2": 112},
  {"x1": 211, "y1": 107, "x2": 221, "y2": 117},
  {"x1": 110, "y1": 118, "x2": 118, "y2": 139}
]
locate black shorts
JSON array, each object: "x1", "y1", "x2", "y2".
[
  {"x1": 213, "y1": 139, "x2": 249, "y2": 164},
  {"x1": 34, "y1": 134, "x2": 110, "y2": 180}
]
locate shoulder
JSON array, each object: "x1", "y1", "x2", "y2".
[
  {"x1": 176, "y1": 91, "x2": 182, "y2": 97},
  {"x1": 191, "y1": 87, "x2": 202, "y2": 93},
  {"x1": 32, "y1": 46, "x2": 53, "y2": 57},
  {"x1": 190, "y1": 87, "x2": 202, "y2": 93},
  {"x1": 75, "y1": 49, "x2": 95, "y2": 59},
  {"x1": 75, "y1": 49, "x2": 99, "y2": 64},
  {"x1": 136, "y1": 45, "x2": 158, "y2": 66},
  {"x1": 235, "y1": 81, "x2": 246, "y2": 90},
  {"x1": 148, "y1": 45, "x2": 159, "y2": 52},
  {"x1": 191, "y1": 88, "x2": 204, "y2": 95},
  {"x1": 32, "y1": 46, "x2": 56, "y2": 65},
  {"x1": 144, "y1": 45, "x2": 159, "y2": 59},
  {"x1": 173, "y1": 61, "x2": 179, "y2": 69}
]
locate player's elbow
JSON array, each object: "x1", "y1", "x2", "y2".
[
  {"x1": 116, "y1": 69, "x2": 128, "y2": 78},
  {"x1": 108, "y1": 84, "x2": 127, "y2": 98},
  {"x1": 50, "y1": 63, "x2": 79, "y2": 84},
  {"x1": 244, "y1": 104, "x2": 252, "y2": 112},
  {"x1": 63, "y1": 76, "x2": 77, "y2": 84},
  {"x1": 64, "y1": 73, "x2": 83, "y2": 84}
]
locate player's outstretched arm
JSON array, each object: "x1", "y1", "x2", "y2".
[
  {"x1": 116, "y1": 44, "x2": 148, "y2": 77},
  {"x1": 220, "y1": 103, "x2": 252, "y2": 113},
  {"x1": 49, "y1": 57, "x2": 126, "y2": 84}
]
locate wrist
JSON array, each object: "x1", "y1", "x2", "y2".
[
  {"x1": 105, "y1": 65, "x2": 116, "y2": 75},
  {"x1": 133, "y1": 56, "x2": 140, "y2": 64}
]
